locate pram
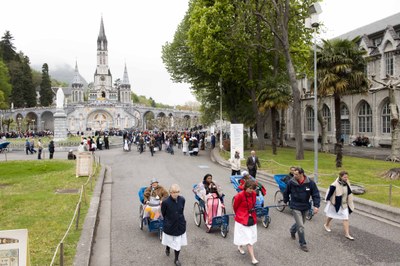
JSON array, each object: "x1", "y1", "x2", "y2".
[
  {"x1": 138, "y1": 187, "x2": 163, "y2": 240},
  {"x1": 273, "y1": 174, "x2": 314, "y2": 220},
  {"x1": 0, "y1": 141, "x2": 10, "y2": 153},
  {"x1": 230, "y1": 175, "x2": 271, "y2": 228},
  {"x1": 192, "y1": 184, "x2": 229, "y2": 237}
]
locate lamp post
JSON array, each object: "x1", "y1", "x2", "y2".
[
  {"x1": 306, "y1": 3, "x2": 322, "y2": 183},
  {"x1": 218, "y1": 81, "x2": 223, "y2": 149}
]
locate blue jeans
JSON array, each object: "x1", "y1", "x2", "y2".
[{"x1": 290, "y1": 209, "x2": 307, "y2": 246}]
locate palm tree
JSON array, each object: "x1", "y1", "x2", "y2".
[{"x1": 317, "y1": 37, "x2": 369, "y2": 167}]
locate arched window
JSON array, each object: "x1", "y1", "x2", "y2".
[
  {"x1": 305, "y1": 107, "x2": 314, "y2": 131},
  {"x1": 382, "y1": 102, "x2": 391, "y2": 133},
  {"x1": 358, "y1": 102, "x2": 372, "y2": 133},
  {"x1": 322, "y1": 105, "x2": 331, "y2": 132}
]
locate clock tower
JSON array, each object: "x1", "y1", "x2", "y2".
[{"x1": 89, "y1": 16, "x2": 118, "y2": 102}]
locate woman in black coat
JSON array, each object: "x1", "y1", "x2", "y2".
[
  {"x1": 161, "y1": 184, "x2": 187, "y2": 266},
  {"x1": 48, "y1": 140, "x2": 55, "y2": 159}
]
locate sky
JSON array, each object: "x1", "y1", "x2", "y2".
[{"x1": 0, "y1": 0, "x2": 398, "y2": 106}]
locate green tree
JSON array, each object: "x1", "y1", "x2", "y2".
[
  {"x1": 317, "y1": 37, "x2": 369, "y2": 167},
  {"x1": 20, "y1": 54, "x2": 36, "y2": 107},
  {"x1": 0, "y1": 31, "x2": 17, "y2": 62},
  {"x1": 39, "y1": 63, "x2": 53, "y2": 106},
  {"x1": 0, "y1": 59, "x2": 11, "y2": 109}
]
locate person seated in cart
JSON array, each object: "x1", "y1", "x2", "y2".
[
  {"x1": 281, "y1": 166, "x2": 296, "y2": 184},
  {"x1": 238, "y1": 171, "x2": 266, "y2": 197},
  {"x1": 143, "y1": 178, "x2": 169, "y2": 220},
  {"x1": 194, "y1": 174, "x2": 224, "y2": 229}
]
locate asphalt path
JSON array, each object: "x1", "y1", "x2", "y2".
[{"x1": 91, "y1": 145, "x2": 400, "y2": 266}]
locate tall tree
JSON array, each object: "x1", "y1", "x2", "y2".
[
  {"x1": 317, "y1": 37, "x2": 369, "y2": 167},
  {"x1": 39, "y1": 63, "x2": 53, "y2": 106},
  {"x1": 20, "y1": 54, "x2": 36, "y2": 107},
  {"x1": 254, "y1": 0, "x2": 316, "y2": 159},
  {"x1": 0, "y1": 59, "x2": 11, "y2": 109},
  {"x1": 0, "y1": 31, "x2": 17, "y2": 62}
]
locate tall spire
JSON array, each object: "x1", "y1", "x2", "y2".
[
  {"x1": 121, "y1": 63, "x2": 130, "y2": 85},
  {"x1": 72, "y1": 60, "x2": 82, "y2": 85},
  {"x1": 97, "y1": 16, "x2": 108, "y2": 50}
]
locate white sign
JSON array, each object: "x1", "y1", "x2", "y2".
[
  {"x1": 230, "y1": 124, "x2": 244, "y2": 160},
  {"x1": 0, "y1": 229, "x2": 30, "y2": 266},
  {"x1": 210, "y1": 126, "x2": 215, "y2": 134}
]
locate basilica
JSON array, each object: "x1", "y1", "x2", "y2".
[{"x1": 7, "y1": 17, "x2": 198, "y2": 133}]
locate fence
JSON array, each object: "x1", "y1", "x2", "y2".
[
  {"x1": 49, "y1": 155, "x2": 100, "y2": 266},
  {"x1": 262, "y1": 158, "x2": 400, "y2": 207}
]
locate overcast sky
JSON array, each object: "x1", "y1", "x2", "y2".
[{"x1": 0, "y1": 0, "x2": 398, "y2": 105}]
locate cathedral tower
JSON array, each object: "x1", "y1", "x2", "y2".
[
  {"x1": 119, "y1": 64, "x2": 131, "y2": 103},
  {"x1": 71, "y1": 61, "x2": 84, "y2": 103},
  {"x1": 89, "y1": 16, "x2": 118, "y2": 102}
]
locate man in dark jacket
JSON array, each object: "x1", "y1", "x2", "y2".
[
  {"x1": 161, "y1": 184, "x2": 186, "y2": 266},
  {"x1": 246, "y1": 150, "x2": 261, "y2": 178},
  {"x1": 283, "y1": 167, "x2": 320, "y2": 252}
]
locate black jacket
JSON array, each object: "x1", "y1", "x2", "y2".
[
  {"x1": 283, "y1": 176, "x2": 320, "y2": 211},
  {"x1": 161, "y1": 195, "x2": 186, "y2": 236}
]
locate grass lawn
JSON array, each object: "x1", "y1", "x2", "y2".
[
  {"x1": 0, "y1": 160, "x2": 97, "y2": 265},
  {"x1": 221, "y1": 146, "x2": 400, "y2": 208}
]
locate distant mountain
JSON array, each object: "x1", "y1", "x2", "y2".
[{"x1": 31, "y1": 63, "x2": 88, "y2": 87}]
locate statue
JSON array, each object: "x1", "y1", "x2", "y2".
[{"x1": 56, "y1": 88, "x2": 65, "y2": 109}]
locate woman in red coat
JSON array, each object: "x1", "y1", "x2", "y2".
[{"x1": 233, "y1": 180, "x2": 259, "y2": 265}]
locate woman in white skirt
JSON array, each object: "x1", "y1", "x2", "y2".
[
  {"x1": 233, "y1": 180, "x2": 258, "y2": 265},
  {"x1": 161, "y1": 184, "x2": 187, "y2": 266},
  {"x1": 324, "y1": 171, "x2": 355, "y2": 240}
]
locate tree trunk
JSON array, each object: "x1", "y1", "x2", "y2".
[
  {"x1": 271, "y1": 107, "x2": 278, "y2": 154},
  {"x1": 250, "y1": 126, "x2": 254, "y2": 148},
  {"x1": 317, "y1": 99, "x2": 329, "y2": 152},
  {"x1": 283, "y1": 48, "x2": 304, "y2": 160},
  {"x1": 334, "y1": 93, "x2": 343, "y2": 167},
  {"x1": 387, "y1": 85, "x2": 400, "y2": 161},
  {"x1": 279, "y1": 108, "x2": 287, "y2": 147}
]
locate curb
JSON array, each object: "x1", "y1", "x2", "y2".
[
  {"x1": 211, "y1": 149, "x2": 400, "y2": 226},
  {"x1": 74, "y1": 165, "x2": 107, "y2": 265}
]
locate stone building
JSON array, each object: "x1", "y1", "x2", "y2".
[
  {"x1": 5, "y1": 17, "x2": 199, "y2": 133},
  {"x1": 283, "y1": 12, "x2": 400, "y2": 147}
]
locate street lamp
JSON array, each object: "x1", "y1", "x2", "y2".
[
  {"x1": 218, "y1": 81, "x2": 223, "y2": 149},
  {"x1": 306, "y1": 3, "x2": 322, "y2": 183}
]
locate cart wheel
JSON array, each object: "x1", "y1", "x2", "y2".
[
  {"x1": 274, "y1": 190, "x2": 285, "y2": 212},
  {"x1": 159, "y1": 229, "x2": 163, "y2": 242},
  {"x1": 193, "y1": 202, "x2": 202, "y2": 227},
  {"x1": 221, "y1": 224, "x2": 229, "y2": 238},
  {"x1": 262, "y1": 215, "x2": 271, "y2": 228},
  {"x1": 306, "y1": 209, "x2": 313, "y2": 220},
  {"x1": 139, "y1": 205, "x2": 144, "y2": 230}
]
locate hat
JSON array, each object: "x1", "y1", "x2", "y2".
[
  {"x1": 150, "y1": 178, "x2": 158, "y2": 184},
  {"x1": 242, "y1": 171, "x2": 249, "y2": 176}
]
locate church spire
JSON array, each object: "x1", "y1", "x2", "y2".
[
  {"x1": 97, "y1": 16, "x2": 108, "y2": 51},
  {"x1": 72, "y1": 60, "x2": 82, "y2": 85},
  {"x1": 121, "y1": 63, "x2": 130, "y2": 85}
]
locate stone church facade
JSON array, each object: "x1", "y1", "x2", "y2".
[
  {"x1": 282, "y1": 12, "x2": 400, "y2": 147},
  {"x1": 6, "y1": 17, "x2": 199, "y2": 133}
]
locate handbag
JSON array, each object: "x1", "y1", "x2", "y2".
[
  {"x1": 245, "y1": 193, "x2": 255, "y2": 226},
  {"x1": 247, "y1": 216, "x2": 255, "y2": 226}
]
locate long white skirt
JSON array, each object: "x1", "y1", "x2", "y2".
[
  {"x1": 162, "y1": 232, "x2": 187, "y2": 251},
  {"x1": 233, "y1": 221, "x2": 257, "y2": 246},
  {"x1": 324, "y1": 202, "x2": 349, "y2": 220}
]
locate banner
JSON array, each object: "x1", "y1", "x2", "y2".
[{"x1": 230, "y1": 124, "x2": 244, "y2": 160}]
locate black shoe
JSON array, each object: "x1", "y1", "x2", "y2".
[
  {"x1": 174, "y1": 260, "x2": 181, "y2": 266},
  {"x1": 290, "y1": 232, "x2": 296, "y2": 240},
  {"x1": 165, "y1": 249, "x2": 170, "y2": 256},
  {"x1": 300, "y1": 245, "x2": 309, "y2": 252}
]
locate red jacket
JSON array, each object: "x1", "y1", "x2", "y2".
[{"x1": 233, "y1": 190, "x2": 257, "y2": 225}]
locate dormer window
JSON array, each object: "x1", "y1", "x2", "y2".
[{"x1": 373, "y1": 37, "x2": 382, "y2": 46}]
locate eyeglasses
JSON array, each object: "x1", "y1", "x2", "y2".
[{"x1": 171, "y1": 191, "x2": 180, "y2": 194}]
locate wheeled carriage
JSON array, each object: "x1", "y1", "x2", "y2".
[
  {"x1": 192, "y1": 185, "x2": 230, "y2": 238},
  {"x1": 230, "y1": 175, "x2": 271, "y2": 228},
  {"x1": 138, "y1": 186, "x2": 163, "y2": 240}
]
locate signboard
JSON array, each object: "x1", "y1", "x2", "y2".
[
  {"x1": 230, "y1": 124, "x2": 244, "y2": 160},
  {"x1": 76, "y1": 152, "x2": 93, "y2": 177},
  {"x1": 210, "y1": 126, "x2": 215, "y2": 134},
  {"x1": 0, "y1": 229, "x2": 30, "y2": 266}
]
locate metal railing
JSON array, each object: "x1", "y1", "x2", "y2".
[{"x1": 49, "y1": 156, "x2": 100, "y2": 266}]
